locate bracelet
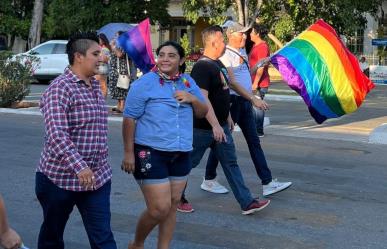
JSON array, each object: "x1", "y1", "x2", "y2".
[{"x1": 249, "y1": 95, "x2": 254, "y2": 101}]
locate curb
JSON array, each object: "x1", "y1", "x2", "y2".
[
  {"x1": 265, "y1": 94, "x2": 302, "y2": 102},
  {"x1": 0, "y1": 107, "x2": 124, "y2": 123},
  {"x1": 234, "y1": 117, "x2": 270, "y2": 132},
  {"x1": 2, "y1": 100, "x2": 387, "y2": 145},
  {"x1": 369, "y1": 123, "x2": 387, "y2": 144}
]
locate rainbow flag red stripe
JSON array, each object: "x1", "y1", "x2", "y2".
[
  {"x1": 271, "y1": 19, "x2": 374, "y2": 123},
  {"x1": 117, "y1": 18, "x2": 155, "y2": 73}
]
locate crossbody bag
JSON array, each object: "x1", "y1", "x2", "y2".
[{"x1": 116, "y1": 54, "x2": 130, "y2": 90}]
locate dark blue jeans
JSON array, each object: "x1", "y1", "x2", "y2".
[
  {"x1": 253, "y1": 87, "x2": 268, "y2": 135},
  {"x1": 205, "y1": 95, "x2": 272, "y2": 185},
  {"x1": 35, "y1": 172, "x2": 117, "y2": 249},
  {"x1": 187, "y1": 126, "x2": 255, "y2": 210}
]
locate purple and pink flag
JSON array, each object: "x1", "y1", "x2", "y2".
[{"x1": 117, "y1": 18, "x2": 155, "y2": 74}]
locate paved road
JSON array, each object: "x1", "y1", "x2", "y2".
[
  {"x1": 1, "y1": 94, "x2": 387, "y2": 248},
  {"x1": 27, "y1": 82, "x2": 387, "y2": 140},
  {"x1": 26, "y1": 82, "x2": 118, "y2": 108}
]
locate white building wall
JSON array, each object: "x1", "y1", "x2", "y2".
[
  {"x1": 364, "y1": 14, "x2": 378, "y2": 55},
  {"x1": 364, "y1": 1, "x2": 387, "y2": 55}
]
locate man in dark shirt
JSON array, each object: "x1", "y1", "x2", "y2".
[{"x1": 178, "y1": 25, "x2": 270, "y2": 215}]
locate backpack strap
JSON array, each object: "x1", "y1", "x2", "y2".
[{"x1": 225, "y1": 47, "x2": 250, "y2": 71}]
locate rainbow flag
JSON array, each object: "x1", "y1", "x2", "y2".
[
  {"x1": 271, "y1": 19, "x2": 374, "y2": 124},
  {"x1": 117, "y1": 18, "x2": 155, "y2": 73}
]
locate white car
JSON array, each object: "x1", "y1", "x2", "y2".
[{"x1": 19, "y1": 40, "x2": 68, "y2": 81}]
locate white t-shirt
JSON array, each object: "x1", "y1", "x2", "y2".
[
  {"x1": 219, "y1": 46, "x2": 252, "y2": 96},
  {"x1": 360, "y1": 61, "x2": 369, "y2": 72}
]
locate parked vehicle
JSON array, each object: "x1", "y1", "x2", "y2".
[{"x1": 17, "y1": 40, "x2": 68, "y2": 82}]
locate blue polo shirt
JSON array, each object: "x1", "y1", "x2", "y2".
[{"x1": 123, "y1": 72, "x2": 205, "y2": 152}]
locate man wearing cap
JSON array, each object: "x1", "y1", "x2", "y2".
[{"x1": 201, "y1": 21, "x2": 292, "y2": 198}]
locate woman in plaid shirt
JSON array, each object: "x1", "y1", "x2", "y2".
[{"x1": 36, "y1": 32, "x2": 117, "y2": 249}]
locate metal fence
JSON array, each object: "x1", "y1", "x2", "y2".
[{"x1": 361, "y1": 54, "x2": 387, "y2": 66}]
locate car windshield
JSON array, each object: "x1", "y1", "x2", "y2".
[
  {"x1": 31, "y1": 43, "x2": 55, "y2": 55},
  {"x1": 53, "y1": 44, "x2": 66, "y2": 54}
]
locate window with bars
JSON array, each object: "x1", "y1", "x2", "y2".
[{"x1": 348, "y1": 29, "x2": 364, "y2": 55}]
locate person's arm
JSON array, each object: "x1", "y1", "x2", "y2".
[
  {"x1": 174, "y1": 90, "x2": 208, "y2": 118},
  {"x1": 227, "y1": 112, "x2": 234, "y2": 132},
  {"x1": 122, "y1": 118, "x2": 136, "y2": 174},
  {"x1": 200, "y1": 89, "x2": 227, "y2": 143},
  {"x1": 227, "y1": 68, "x2": 269, "y2": 110},
  {"x1": 250, "y1": 43, "x2": 270, "y2": 91},
  {"x1": 190, "y1": 96, "x2": 208, "y2": 118},
  {"x1": 174, "y1": 77, "x2": 208, "y2": 118},
  {"x1": 121, "y1": 78, "x2": 148, "y2": 173},
  {"x1": 252, "y1": 67, "x2": 265, "y2": 90},
  {"x1": 0, "y1": 196, "x2": 22, "y2": 249}
]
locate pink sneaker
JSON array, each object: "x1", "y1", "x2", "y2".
[{"x1": 177, "y1": 197, "x2": 194, "y2": 213}]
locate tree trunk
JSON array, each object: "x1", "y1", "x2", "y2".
[
  {"x1": 268, "y1": 33, "x2": 284, "y2": 49},
  {"x1": 243, "y1": 0, "x2": 249, "y2": 26},
  {"x1": 236, "y1": 0, "x2": 244, "y2": 25},
  {"x1": 28, "y1": 0, "x2": 44, "y2": 50}
]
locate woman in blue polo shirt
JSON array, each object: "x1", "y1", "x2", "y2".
[{"x1": 122, "y1": 41, "x2": 207, "y2": 249}]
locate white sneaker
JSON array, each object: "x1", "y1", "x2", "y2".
[
  {"x1": 263, "y1": 179, "x2": 292, "y2": 196},
  {"x1": 200, "y1": 178, "x2": 229, "y2": 194}
]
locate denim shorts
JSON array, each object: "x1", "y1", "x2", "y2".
[{"x1": 133, "y1": 144, "x2": 192, "y2": 185}]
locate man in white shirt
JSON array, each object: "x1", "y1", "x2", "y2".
[{"x1": 359, "y1": 56, "x2": 369, "y2": 77}]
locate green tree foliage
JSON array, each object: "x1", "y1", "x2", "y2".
[
  {"x1": 272, "y1": 14, "x2": 294, "y2": 42},
  {"x1": 44, "y1": 0, "x2": 170, "y2": 39},
  {"x1": 182, "y1": 0, "x2": 261, "y2": 25},
  {"x1": 0, "y1": 0, "x2": 34, "y2": 39},
  {"x1": 260, "y1": 0, "x2": 382, "y2": 40},
  {"x1": 182, "y1": 0, "x2": 383, "y2": 42},
  {"x1": 182, "y1": 0, "x2": 233, "y2": 25},
  {"x1": 0, "y1": 0, "x2": 170, "y2": 41},
  {"x1": 179, "y1": 33, "x2": 192, "y2": 56}
]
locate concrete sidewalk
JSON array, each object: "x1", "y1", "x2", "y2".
[
  {"x1": 2, "y1": 87, "x2": 387, "y2": 144},
  {"x1": 263, "y1": 81, "x2": 387, "y2": 144}
]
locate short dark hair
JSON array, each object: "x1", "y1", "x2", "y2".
[
  {"x1": 66, "y1": 31, "x2": 99, "y2": 65},
  {"x1": 201, "y1": 25, "x2": 223, "y2": 47},
  {"x1": 252, "y1": 23, "x2": 268, "y2": 38},
  {"x1": 98, "y1": 33, "x2": 111, "y2": 50},
  {"x1": 156, "y1": 41, "x2": 186, "y2": 73}
]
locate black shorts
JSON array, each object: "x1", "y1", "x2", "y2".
[{"x1": 133, "y1": 144, "x2": 192, "y2": 185}]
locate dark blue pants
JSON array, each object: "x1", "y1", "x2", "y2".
[
  {"x1": 189, "y1": 126, "x2": 255, "y2": 209},
  {"x1": 253, "y1": 87, "x2": 268, "y2": 135},
  {"x1": 205, "y1": 95, "x2": 272, "y2": 185},
  {"x1": 35, "y1": 172, "x2": 117, "y2": 249}
]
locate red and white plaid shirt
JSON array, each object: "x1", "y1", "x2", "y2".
[{"x1": 38, "y1": 67, "x2": 112, "y2": 191}]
